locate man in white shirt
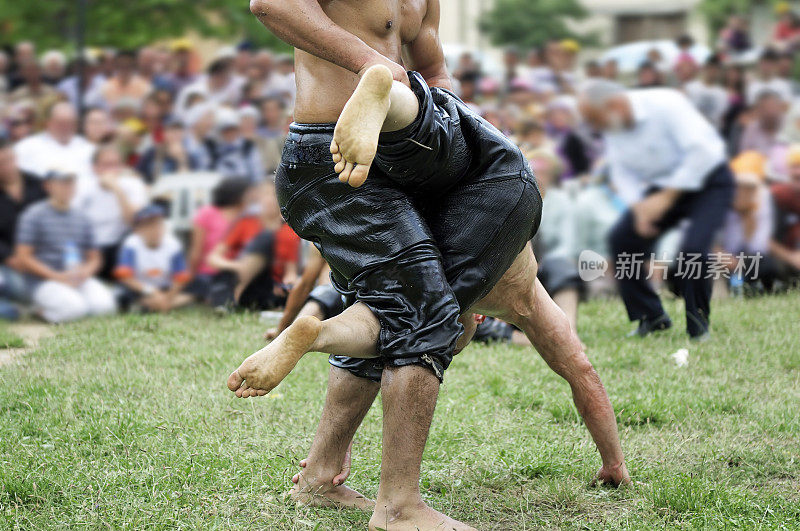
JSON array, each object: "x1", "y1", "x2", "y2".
[
  {"x1": 76, "y1": 144, "x2": 149, "y2": 279},
  {"x1": 579, "y1": 81, "x2": 735, "y2": 340},
  {"x1": 683, "y1": 57, "x2": 729, "y2": 130},
  {"x1": 14, "y1": 102, "x2": 95, "y2": 180}
]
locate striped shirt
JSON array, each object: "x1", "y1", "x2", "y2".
[{"x1": 15, "y1": 200, "x2": 95, "y2": 272}]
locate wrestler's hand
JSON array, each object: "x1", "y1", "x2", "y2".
[
  {"x1": 590, "y1": 462, "x2": 631, "y2": 488},
  {"x1": 359, "y1": 57, "x2": 409, "y2": 87},
  {"x1": 292, "y1": 441, "x2": 353, "y2": 487}
]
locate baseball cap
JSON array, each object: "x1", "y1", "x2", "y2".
[
  {"x1": 134, "y1": 204, "x2": 166, "y2": 225},
  {"x1": 43, "y1": 168, "x2": 77, "y2": 181}
]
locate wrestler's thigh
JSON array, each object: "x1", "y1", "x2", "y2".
[{"x1": 471, "y1": 243, "x2": 539, "y2": 323}]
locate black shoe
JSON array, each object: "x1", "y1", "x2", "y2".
[{"x1": 627, "y1": 314, "x2": 673, "y2": 338}]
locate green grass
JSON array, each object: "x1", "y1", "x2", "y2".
[
  {"x1": 0, "y1": 325, "x2": 23, "y2": 349},
  {"x1": 1, "y1": 294, "x2": 799, "y2": 529}
]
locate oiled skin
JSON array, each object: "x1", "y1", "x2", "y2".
[{"x1": 249, "y1": 0, "x2": 451, "y2": 124}]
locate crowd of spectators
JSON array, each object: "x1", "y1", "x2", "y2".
[{"x1": 1, "y1": 5, "x2": 799, "y2": 326}]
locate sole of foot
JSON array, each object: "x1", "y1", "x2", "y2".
[
  {"x1": 330, "y1": 64, "x2": 393, "y2": 188},
  {"x1": 289, "y1": 481, "x2": 375, "y2": 511},
  {"x1": 369, "y1": 502, "x2": 476, "y2": 531},
  {"x1": 226, "y1": 315, "x2": 322, "y2": 398}
]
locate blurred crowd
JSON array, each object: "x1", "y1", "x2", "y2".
[{"x1": 1, "y1": 4, "x2": 799, "y2": 326}]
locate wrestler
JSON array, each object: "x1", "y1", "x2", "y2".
[{"x1": 227, "y1": 1, "x2": 629, "y2": 528}]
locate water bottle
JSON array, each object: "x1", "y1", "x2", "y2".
[
  {"x1": 63, "y1": 242, "x2": 81, "y2": 272},
  {"x1": 729, "y1": 272, "x2": 744, "y2": 297}
]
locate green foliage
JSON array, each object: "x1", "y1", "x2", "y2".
[
  {"x1": 698, "y1": 0, "x2": 768, "y2": 34},
  {"x1": 479, "y1": 0, "x2": 590, "y2": 49},
  {"x1": 0, "y1": 0, "x2": 290, "y2": 51}
]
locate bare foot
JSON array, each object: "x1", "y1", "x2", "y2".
[
  {"x1": 369, "y1": 501, "x2": 476, "y2": 531},
  {"x1": 330, "y1": 64, "x2": 393, "y2": 187},
  {"x1": 290, "y1": 478, "x2": 375, "y2": 511},
  {"x1": 227, "y1": 316, "x2": 321, "y2": 398},
  {"x1": 591, "y1": 462, "x2": 631, "y2": 488}
]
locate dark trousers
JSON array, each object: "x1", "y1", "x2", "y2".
[{"x1": 608, "y1": 165, "x2": 734, "y2": 336}]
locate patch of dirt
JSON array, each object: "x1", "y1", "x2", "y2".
[{"x1": 0, "y1": 323, "x2": 52, "y2": 367}]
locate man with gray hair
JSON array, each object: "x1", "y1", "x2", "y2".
[{"x1": 578, "y1": 80, "x2": 734, "y2": 340}]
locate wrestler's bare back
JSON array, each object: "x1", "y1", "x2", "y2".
[{"x1": 290, "y1": 0, "x2": 428, "y2": 123}]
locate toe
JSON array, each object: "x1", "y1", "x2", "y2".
[
  {"x1": 330, "y1": 139, "x2": 339, "y2": 154},
  {"x1": 332, "y1": 152, "x2": 342, "y2": 164},
  {"x1": 227, "y1": 369, "x2": 244, "y2": 392},
  {"x1": 334, "y1": 159, "x2": 346, "y2": 174},
  {"x1": 339, "y1": 162, "x2": 354, "y2": 183},
  {"x1": 348, "y1": 165, "x2": 370, "y2": 188}
]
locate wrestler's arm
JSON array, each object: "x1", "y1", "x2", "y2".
[
  {"x1": 403, "y1": 0, "x2": 452, "y2": 91},
  {"x1": 274, "y1": 246, "x2": 327, "y2": 335},
  {"x1": 250, "y1": 0, "x2": 407, "y2": 82}
]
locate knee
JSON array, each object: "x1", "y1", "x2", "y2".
[
  {"x1": 46, "y1": 297, "x2": 89, "y2": 323},
  {"x1": 85, "y1": 286, "x2": 117, "y2": 316}
]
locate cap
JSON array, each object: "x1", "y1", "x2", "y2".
[
  {"x1": 43, "y1": 168, "x2": 77, "y2": 181},
  {"x1": 215, "y1": 107, "x2": 241, "y2": 130},
  {"x1": 171, "y1": 38, "x2": 194, "y2": 52},
  {"x1": 560, "y1": 39, "x2": 581, "y2": 54},
  {"x1": 134, "y1": 204, "x2": 166, "y2": 225},
  {"x1": 730, "y1": 151, "x2": 766, "y2": 184}
]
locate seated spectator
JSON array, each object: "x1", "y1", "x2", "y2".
[
  {"x1": 183, "y1": 103, "x2": 216, "y2": 170},
  {"x1": 114, "y1": 205, "x2": 193, "y2": 312},
  {"x1": 718, "y1": 15, "x2": 752, "y2": 55},
  {"x1": 207, "y1": 182, "x2": 300, "y2": 310},
  {"x1": 205, "y1": 107, "x2": 264, "y2": 182},
  {"x1": 769, "y1": 146, "x2": 800, "y2": 283},
  {"x1": 747, "y1": 49, "x2": 793, "y2": 105},
  {"x1": 0, "y1": 138, "x2": 46, "y2": 320},
  {"x1": 684, "y1": 56, "x2": 729, "y2": 130},
  {"x1": 721, "y1": 152, "x2": 776, "y2": 289},
  {"x1": 92, "y1": 50, "x2": 152, "y2": 109},
  {"x1": 527, "y1": 149, "x2": 582, "y2": 332},
  {"x1": 14, "y1": 102, "x2": 95, "y2": 180},
  {"x1": 544, "y1": 97, "x2": 592, "y2": 179},
  {"x1": 82, "y1": 107, "x2": 115, "y2": 146},
  {"x1": 770, "y1": 102, "x2": 800, "y2": 181},
  {"x1": 76, "y1": 144, "x2": 149, "y2": 279},
  {"x1": 186, "y1": 177, "x2": 256, "y2": 300},
  {"x1": 136, "y1": 117, "x2": 202, "y2": 183},
  {"x1": 14, "y1": 169, "x2": 116, "y2": 323},
  {"x1": 739, "y1": 90, "x2": 786, "y2": 156},
  {"x1": 7, "y1": 60, "x2": 59, "y2": 117},
  {"x1": 636, "y1": 61, "x2": 663, "y2": 88}
]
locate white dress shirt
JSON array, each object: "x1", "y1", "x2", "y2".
[
  {"x1": 14, "y1": 132, "x2": 95, "y2": 180},
  {"x1": 605, "y1": 88, "x2": 726, "y2": 205}
]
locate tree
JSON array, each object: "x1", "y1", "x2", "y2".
[
  {"x1": 698, "y1": 0, "x2": 765, "y2": 35},
  {"x1": 0, "y1": 0, "x2": 290, "y2": 51},
  {"x1": 479, "y1": 0, "x2": 591, "y2": 49}
]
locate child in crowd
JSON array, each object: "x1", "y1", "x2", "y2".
[{"x1": 114, "y1": 205, "x2": 193, "y2": 312}]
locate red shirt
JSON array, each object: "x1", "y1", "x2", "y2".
[{"x1": 272, "y1": 223, "x2": 300, "y2": 283}]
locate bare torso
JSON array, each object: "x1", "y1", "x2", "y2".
[{"x1": 293, "y1": 0, "x2": 427, "y2": 123}]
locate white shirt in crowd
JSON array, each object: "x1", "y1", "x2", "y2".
[
  {"x1": 605, "y1": 88, "x2": 727, "y2": 205},
  {"x1": 746, "y1": 77, "x2": 793, "y2": 105},
  {"x1": 75, "y1": 173, "x2": 149, "y2": 247},
  {"x1": 14, "y1": 132, "x2": 95, "y2": 180},
  {"x1": 684, "y1": 80, "x2": 729, "y2": 129}
]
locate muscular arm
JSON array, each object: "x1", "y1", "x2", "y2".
[
  {"x1": 250, "y1": 0, "x2": 402, "y2": 79},
  {"x1": 404, "y1": 0, "x2": 452, "y2": 90}
]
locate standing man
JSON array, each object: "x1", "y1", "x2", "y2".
[
  {"x1": 579, "y1": 81, "x2": 734, "y2": 339},
  {"x1": 226, "y1": 1, "x2": 630, "y2": 529}
]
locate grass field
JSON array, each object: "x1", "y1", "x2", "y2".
[{"x1": 1, "y1": 294, "x2": 799, "y2": 529}]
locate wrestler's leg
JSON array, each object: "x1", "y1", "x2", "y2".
[
  {"x1": 474, "y1": 245, "x2": 630, "y2": 487},
  {"x1": 331, "y1": 65, "x2": 419, "y2": 187},
  {"x1": 369, "y1": 365, "x2": 475, "y2": 531},
  {"x1": 290, "y1": 366, "x2": 379, "y2": 510},
  {"x1": 227, "y1": 303, "x2": 380, "y2": 398}
]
